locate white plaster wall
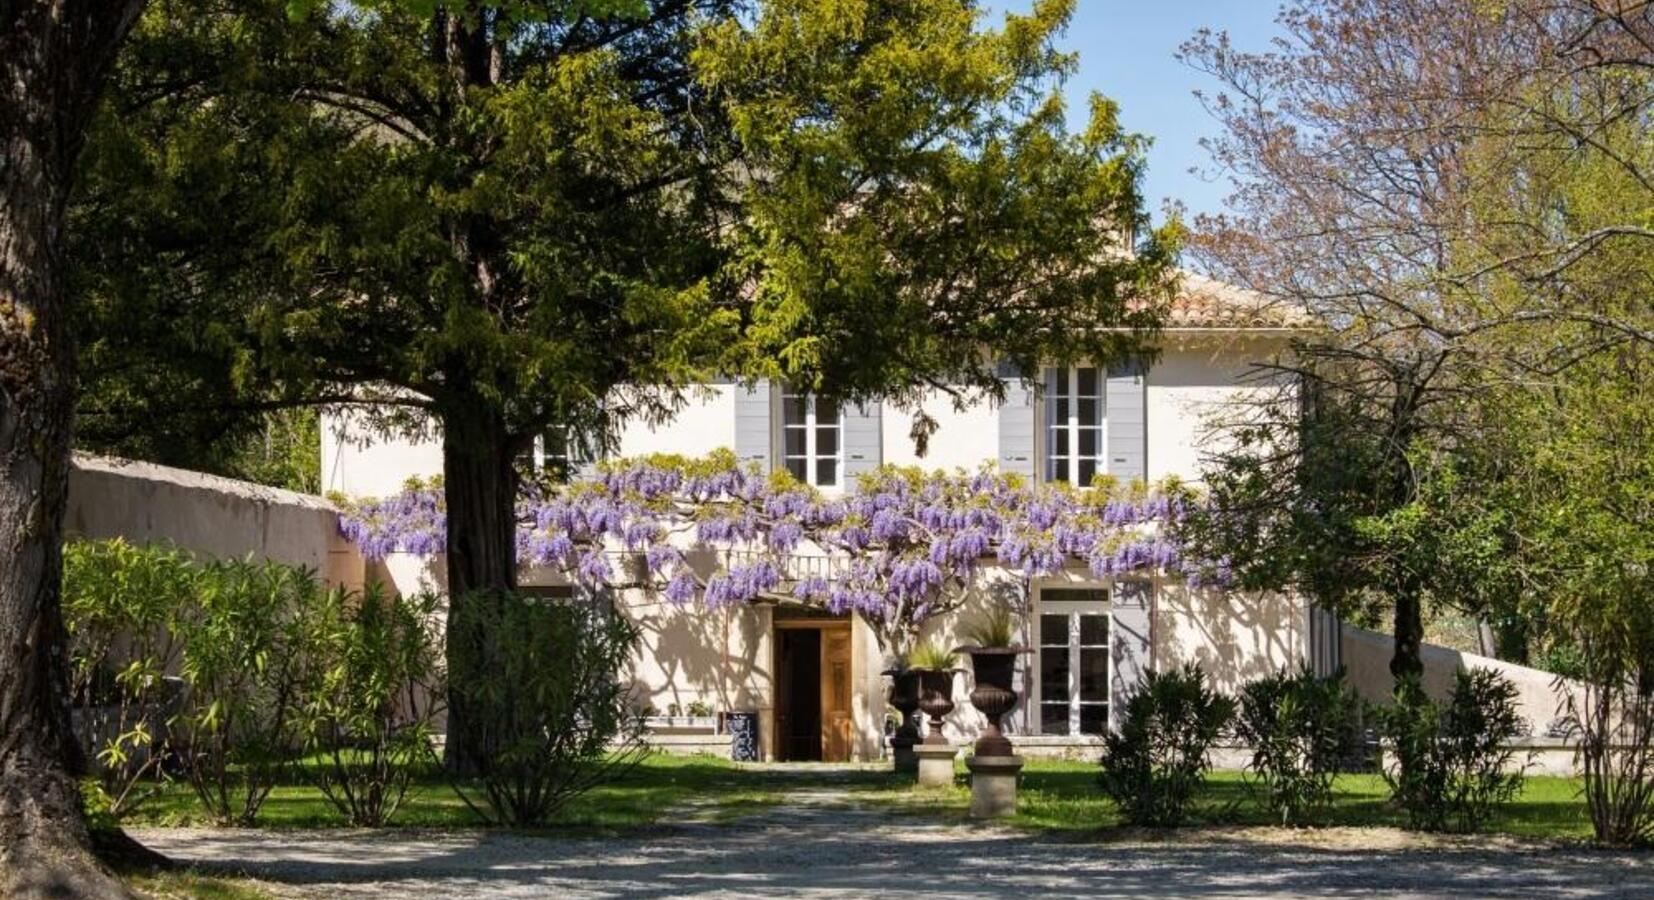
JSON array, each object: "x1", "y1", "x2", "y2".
[
  {"x1": 1154, "y1": 582, "x2": 1307, "y2": 694},
  {"x1": 1146, "y1": 337, "x2": 1290, "y2": 485},
  {"x1": 321, "y1": 410, "x2": 443, "y2": 499},
  {"x1": 880, "y1": 389, "x2": 998, "y2": 473},
  {"x1": 66, "y1": 453, "x2": 363, "y2": 588},
  {"x1": 614, "y1": 384, "x2": 737, "y2": 459},
  {"x1": 1341, "y1": 624, "x2": 1572, "y2": 737}
]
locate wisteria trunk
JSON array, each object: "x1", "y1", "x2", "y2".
[
  {"x1": 1, "y1": 0, "x2": 148, "y2": 894},
  {"x1": 440, "y1": 396, "x2": 520, "y2": 774}
]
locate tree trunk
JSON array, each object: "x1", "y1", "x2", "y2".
[
  {"x1": 439, "y1": 396, "x2": 519, "y2": 772},
  {"x1": 1, "y1": 2, "x2": 146, "y2": 895},
  {"x1": 1389, "y1": 575, "x2": 1424, "y2": 683}
]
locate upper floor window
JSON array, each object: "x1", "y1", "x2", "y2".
[
  {"x1": 519, "y1": 428, "x2": 586, "y2": 483},
  {"x1": 1045, "y1": 366, "x2": 1105, "y2": 486},
  {"x1": 781, "y1": 389, "x2": 842, "y2": 488}
]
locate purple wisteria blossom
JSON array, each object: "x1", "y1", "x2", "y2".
[{"x1": 335, "y1": 453, "x2": 1229, "y2": 654}]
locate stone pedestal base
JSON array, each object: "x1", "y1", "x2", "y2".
[
  {"x1": 966, "y1": 754, "x2": 1025, "y2": 818},
  {"x1": 914, "y1": 743, "x2": 958, "y2": 787},
  {"x1": 892, "y1": 742, "x2": 917, "y2": 774}
]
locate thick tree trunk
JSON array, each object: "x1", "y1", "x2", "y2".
[
  {"x1": 439, "y1": 396, "x2": 519, "y2": 772},
  {"x1": 2, "y1": 3, "x2": 148, "y2": 895}
]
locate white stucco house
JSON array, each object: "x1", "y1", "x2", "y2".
[{"x1": 318, "y1": 275, "x2": 1356, "y2": 762}]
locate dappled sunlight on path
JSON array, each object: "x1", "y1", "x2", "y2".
[{"x1": 132, "y1": 767, "x2": 1651, "y2": 899}]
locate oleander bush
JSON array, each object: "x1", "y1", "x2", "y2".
[
  {"x1": 448, "y1": 589, "x2": 646, "y2": 826},
  {"x1": 1099, "y1": 663, "x2": 1236, "y2": 827},
  {"x1": 170, "y1": 557, "x2": 319, "y2": 826},
  {"x1": 1377, "y1": 668, "x2": 1526, "y2": 832},
  {"x1": 1234, "y1": 666, "x2": 1362, "y2": 825},
  {"x1": 294, "y1": 583, "x2": 444, "y2": 826},
  {"x1": 63, "y1": 539, "x2": 196, "y2": 820}
]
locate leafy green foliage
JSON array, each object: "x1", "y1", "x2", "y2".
[
  {"x1": 171, "y1": 558, "x2": 321, "y2": 826},
  {"x1": 1099, "y1": 663, "x2": 1235, "y2": 827},
  {"x1": 63, "y1": 539, "x2": 197, "y2": 819},
  {"x1": 961, "y1": 607, "x2": 1017, "y2": 649},
  {"x1": 294, "y1": 584, "x2": 444, "y2": 826},
  {"x1": 905, "y1": 639, "x2": 960, "y2": 671},
  {"x1": 447, "y1": 590, "x2": 646, "y2": 826},
  {"x1": 1376, "y1": 670, "x2": 1526, "y2": 833},
  {"x1": 1233, "y1": 666, "x2": 1361, "y2": 825},
  {"x1": 70, "y1": 0, "x2": 1175, "y2": 515}
]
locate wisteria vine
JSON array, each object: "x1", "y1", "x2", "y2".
[{"x1": 337, "y1": 452, "x2": 1231, "y2": 654}]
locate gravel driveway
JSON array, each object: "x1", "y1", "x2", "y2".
[{"x1": 132, "y1": 786, "x2": 1652, "y2": 899}]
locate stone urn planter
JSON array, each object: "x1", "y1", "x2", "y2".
[
  {"x1": 883, "y1": 667, "x2": 923, "y2": 773},
  {"x1": 911, "y1": 667, "x2": 960, "y2": 786},
  {"x1": 960, "y1": 646, "x2": 1032, "y2": 757},
  {"x1": 915, "y1": 668, "x2": 958, "y2": 746}
]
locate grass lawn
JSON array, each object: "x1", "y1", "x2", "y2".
[
  {"x1": 121, "y1": 868, "x2": 277, "y2": 900},
  {"x1": 118, "y1": 752, "x2": 802, "y2": 830},
  {"x1": 115, "y1": 753, "x2": 1593, "y2": 843},
  {"x1": 862, "y1": 759, "x2": 1595, "y2": 841}
]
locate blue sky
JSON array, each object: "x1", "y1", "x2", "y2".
[{"x1": 991, "y1": 2, "x2": 1285, "y2": 222}]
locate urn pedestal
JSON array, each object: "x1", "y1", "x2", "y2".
[
  {"x1": 966, "y1": 754, "x2": 1025, "y2": 817},
  {"x1": 884, "y1": 669, "x2": 922, "y2": 774},
  {"x1": 915, "y1": 743, "x2": 959, "y2": 787},
  {"x1": 962, "y1": 646, "x2": 1032, "y2": 817}
]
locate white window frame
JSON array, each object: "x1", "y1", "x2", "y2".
[
  {"x1": 1043, "y1": 365, "x2": 1107, "y2": 487},
  {"x1": 1033, "y1": 586, "x2": 1111, "y2": 736},
  {"x1": 778, "y1": 388, "x2": 844, "y2": 489},
  {"x1": 521, "y1": 428, "x2": 586, "y2": 482}
]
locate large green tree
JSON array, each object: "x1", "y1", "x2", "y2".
[
  {"x1": 1, "y1": 0, "x2": 150, "y2": 895},
  {"x1": 74, "y1": 0, "x2": 1179, "y2": 765}
]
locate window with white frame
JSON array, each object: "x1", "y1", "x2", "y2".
[
  {"x1": 1044, "y1": 366, "x2": 1106, "y2": 486},
  {"x1": 780, "y1": 389, "x2": 842, "y2": 488},
  {"x1": 518, "y1": 428, "x2": 586, "y2": 483},
  {"x1": 1036, "y1": 587, "x2": 1110, "y2": 735}
]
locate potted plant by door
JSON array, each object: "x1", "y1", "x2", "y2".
[
  {"x1": 957, "y1": 608, "x2": 1032, "y2": 757},
  {"x1": 958, "y1": 608, "x2": 1031, "y2": 817},
  {"x1": 906, "y1": 640, "x2": 961, "y2": 746},
  {"x1": 882, "y1": 660, "x2": 923, "y2": 773}
]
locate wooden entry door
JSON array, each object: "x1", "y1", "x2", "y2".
[{"x1": 820, "y1": 627, "x2": 853, "y2": 762}]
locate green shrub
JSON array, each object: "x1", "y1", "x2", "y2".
[
  {"x1": 1377, "y1": 669, "x2": 1527, "y2": 832},
  {"x1": 1099, "y1": 663, "x2": 1235, "y2": 827},
  {"x1": 1234, "y1": 666, "x2": 1361, "y2": 825},
  {"x1": 1559, "y1": 635, "x2": 1654, "y2": 846},
  {"x1": 448, "y1": 590, "x2": 646, "y2": 826},
  {"x1": 63, "y1": 539, "x2": 197, "y2": 820},
  {"x1": 295, "y1": 584, "x2": 444, "y2": 826},
  {"x1": 171, "y1": 557, "x2": 320, "y2": 826}
]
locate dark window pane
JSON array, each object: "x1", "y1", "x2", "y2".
[
  {"x1": 1044, "y1": 588, "x2": 1108, "y2": 604},
  {"x1": 783, "y1": 396, "x2": 808, "y2": 424},
  {"x1": 1077, "y1": 459, "x2": 1096, "y2": 486},
  {"x1": 1039, "y1": 614, "x2": 1069, "y2": 646},
  {"x1": 1079, "y1": 704, "x2": 1108, "y2": 736},
  {"x1": 1078, "y1": 367, "x2": 1098, "y2": 396},
  {"x1": 1055, "y1": 397, "x2": 1069, "y2": 420},
  {"x1": 1051, "y1": 429, "x2": 1069, "y2": 455},
  {"x1": 1040, "y1": 648, "x2": 1070, "y2": 702},
  {"x1": 1042, "y1": 703, "x2": 1071, "y2": 736},
  {"x1": 785, "y1": 428, "x2": 808, "y2": 456},
  {"x1": 786, "y1": 459, "x2": 808, "y2": 481},
  {"x1": 1078, "y1": 428, "x2": 1097, "y2": 457},
  {"x1": 1078, "y1": 398, "x2": 1099, "y2": 426},
  {"x1": 1050, "y1": 459, "x2": 1069, "y2": 483},
  {"x1": 815, "y1": 459, "x2": 837, "y2": 486},
  {"x1": 1080, "y1": 613, "x2": 1109, "y2": 645},
  {"x1": 816, "y1": 427, "x2": 838, "y2": 455},
  {"x1": 815, "y1": 398, "x2": 839, "y2": 421},
  {"x1": 1079, "y1": 646, "x2": 1109, "y2": 698}
]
